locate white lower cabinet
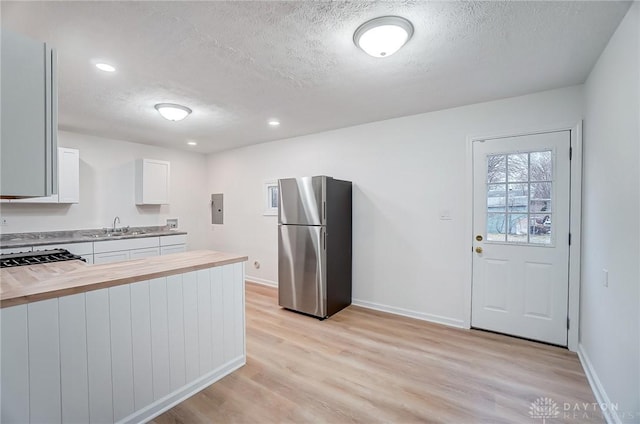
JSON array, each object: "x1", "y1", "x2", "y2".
[
  {"x1": 130, "y1": 247, "x2": 160, "y2": 260},
  {"x1": 0, "y1": 262, "x2": 245, "y2": 424},
  {"x1": 2, "y1": 234, "x2": 185, "y2": 265},
  {"x1": 94, "y1": 251, "x2": 130, "y2": 264},
  {"x1": 93, "y1": 236, "x2": 184, "y2": 264},
  {"x1": 160, "y1": 244, "x2": 186, "y2": 255}
]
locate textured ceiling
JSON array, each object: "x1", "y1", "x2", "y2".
[{"x1": 1, "y1": 1, "x2": 631, "y2": 153}]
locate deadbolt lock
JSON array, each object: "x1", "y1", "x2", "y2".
[
  {"x1": 475, "y1": 247, "x2": 483, "y2": 254},
  {"x1": 475, "y1": 235, "x2": 483, "y2": 241}
]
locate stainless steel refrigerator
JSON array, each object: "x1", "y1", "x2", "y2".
[{"x1": 278, "y1": 176, "x2": 352, "y2": 319}]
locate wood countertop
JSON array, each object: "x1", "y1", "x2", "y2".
[{"x1": 0, "y1": 250, "x2": 247, "y2": 308}]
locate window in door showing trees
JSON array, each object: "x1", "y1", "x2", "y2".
[{"x1": 486, "y1": 150, "x2": 553, "y2": 245}]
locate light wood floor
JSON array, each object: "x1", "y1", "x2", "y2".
[{"x1": 152, "y1": 283, "x2": 600, "y2": 423}]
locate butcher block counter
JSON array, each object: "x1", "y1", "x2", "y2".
[
  {"x1": 1, "y1": 250, "x2": 247, "y2": 424},
  {"x1": 1, "y1": 250, "x2": 247, "y2": 308}
]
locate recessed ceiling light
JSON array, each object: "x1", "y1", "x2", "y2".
[
  {"x1": 353, "y1": 16, "x2": 414, "y2": 58},
  {"x1": 268, "y1": 119, "x2": 280, "y2": 127},
  {"x1": 187, "y1": 141, "x2": 197, "y2": 146},
  {"x1": 154, "y1": 103, "x2": 192, "y2": 121},
  {"x1": 95, "y1": 63, "x2": 116, "y2": 72}
]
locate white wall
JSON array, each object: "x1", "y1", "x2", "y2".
[
  {"x1": 206, "y1": 85, "x2": 583, "y2": 326},
  {"x1": 0, "y1": 131, "x2": 210, "y2": 250},
  {"x1": 581, "y1": 3, "x2": 639, "y2": 422}
]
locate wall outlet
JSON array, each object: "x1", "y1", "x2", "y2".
[
  {"x1": 167, "y1": 218, "x2": 178, "y2": 229},
  {"x1": 0, "y1": 218, "x2": 7, "y2": 227},
  {"x1": 602, "y1": 269, "x2": 609, "y2": 287},
  {"x1": 253, "y1": 261, "x2": 260, "y2": 269}
]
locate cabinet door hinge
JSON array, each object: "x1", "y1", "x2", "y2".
[
  {"x1": 567, "y1": 317, "x2": 570, "y2": 330},
  {"x1": 569, "y1": 147, "x2": 573, "y2": 160},
  {"x1": 568, "y1": 233, "x2": 572, "y2": 245}
]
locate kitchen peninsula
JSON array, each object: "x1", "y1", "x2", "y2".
[{"x1": 0, "y1": 250, "x2": 247, "y2": 424}]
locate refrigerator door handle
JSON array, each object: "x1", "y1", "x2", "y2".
[
  {"x1": 323, "y1": 229, "x2": 326, "y2": 251},
  {"x1": 323, "y1": 200, "x2": 326, "y2": 222}
]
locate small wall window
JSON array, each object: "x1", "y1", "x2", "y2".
[{"x1": 264, "y1": 181, "x2": 279, "y2": 216}]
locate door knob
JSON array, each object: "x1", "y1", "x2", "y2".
[{"x1": 475, "y1": 247, "x2": 483, "y2": 254}]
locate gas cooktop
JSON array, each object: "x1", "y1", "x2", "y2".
[{"x1": 0, "y1": 249, "x2": 85, "y2": 268}]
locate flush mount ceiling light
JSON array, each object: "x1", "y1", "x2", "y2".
[
  {"x1": 353, "y1": 16, "x2": 414, "y2": 58},
  {"x1": 187, "y1": 141, "x2": 197, "y2": 146},
  {"x1": 268, "y1": 119, "x2": 280, "y2": 127},
  {"x1": 95, "y1": 63, "x2": 116, "y2": 72},
  {"x1": 154, "y1": 103, "x2": 192, "y2": 121}
]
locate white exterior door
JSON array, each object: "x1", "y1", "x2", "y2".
[{"x1": 472, "y1": 131, "x2": 571, "y2": 346}]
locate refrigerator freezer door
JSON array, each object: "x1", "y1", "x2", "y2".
[
  {"x1": 278, "y1": 224, "x2": 326, "y2": 318},
  {"x1": 278, "y1": 176, "x2": 325, "y2": 226}
]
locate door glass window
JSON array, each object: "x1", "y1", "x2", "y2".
[{"x1": 486, "y1": 151, "x2": 553, "y2": 245}]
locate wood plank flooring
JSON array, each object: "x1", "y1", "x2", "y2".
[{"x1": 151, "y1": 283, "x2": 601, "y2": 423}]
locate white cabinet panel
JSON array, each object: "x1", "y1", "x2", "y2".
[
  {"x1": 222, "y1": 265, "x2": 236, "y2": 362},
  {"x1": 136, "y1": 158, "x2": 170, "y2": 205},
  {"x1": 149, "y1": 278, "x2": 171, "y2": 400},
  {"x1": 197, "y1": 269, "x2": 213, "y2": 373},
  {"x1": 234, "y1": 262, "x2": 246, "y2": 359},
  {"x1": 130, "y1": 281, "x2": 153, "y2": 410},
  {"x1": 166, "y1": 274, "x2": 186, "y2": 391},
  {"x1": 160, "y1": 244, "x2": 186, "y2": 255},
  {"x1": 85, "y1": 289, "x2": 114, "y2": 424},
  {"x1": 1, "y1": 305, "x2": 30, "y2": 424},
  {"x1": 109, "y1": 285, "x2": 135, "y2": 421},
  {"x1": 160, "y1": 234, "x2": 187, "y2": 246},
  {"x1": 28, "y1": 299, "x2": 61, "y2": 424},
  {"x1": 94, "y1": 250, "x2": 129, "y2": 264},
  {"x1": 130, "y1": 246, "x2": 160, "y2": 259},
  {"x1": 182, "y1": 271, "x2": 200, "y2": 380},
  {"x1": 57, "y1": 147, "x2": 79, "y2": 203},
  {"x1": 210, "y1": 267, "x2": 224, "y2": 369},
  {"x1": 59, "y1": 294, "x2": 89, "y2": 423}
]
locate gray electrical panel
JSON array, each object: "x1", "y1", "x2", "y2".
[{"x1": 211, "y1": 193, "x2": 223, "y2": 224}]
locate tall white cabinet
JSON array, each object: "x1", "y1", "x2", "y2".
[{"x1": 0, "y1": 29, "x2": 57, "y2": 198}]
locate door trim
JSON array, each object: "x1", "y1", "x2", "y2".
[{"x1": 464, "y1": 121, "x2": 583, "y2": 351}]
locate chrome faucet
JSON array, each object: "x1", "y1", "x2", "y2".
[{"x1": 113, "y1": 216, "x2": 120, "y2": 231}]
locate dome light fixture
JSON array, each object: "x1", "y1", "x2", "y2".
[
  {"x1": 154, "y1": 103, "x2": 192, "y2": 121},
  {"x1": 268, "y1": 119, "x2": 280, "y2": 127},
  {"x1": 353, "y1": 16, "x2": 414, "y2": 58},
  {"x1": 187, "y1": 141, "x2": 197, "y2": 146}
]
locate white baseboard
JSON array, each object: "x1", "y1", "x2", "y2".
[
  {"x1": 351, "y1": 298, "x2": 466, "y2": 329},
  {"x1": 577, "y1": 343, "x2": 620, "y2": 424},
  {"x1": 120, "y1": 356, "x2": 246, "y2": 424},
  {"x1": 245, "y1": 275, "x2": 278, "y2": 287}
]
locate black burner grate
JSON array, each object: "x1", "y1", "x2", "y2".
[{"x1": 0, "y1": 249, "x2": 86, "y2": 268}]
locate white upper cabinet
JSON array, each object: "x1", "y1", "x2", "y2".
[
  {"x1": 136, "y1": 159, "x2": 170, "y2": 205},
  {"x1": 10, "y1": 148, "x2": 79, "y2": 204},
  {"x1": 57, "y1": 148, "x2": 80, "y2": 203},
  {"x1": 0, "y1": 29, "x2": 57, "y2": 198}
]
